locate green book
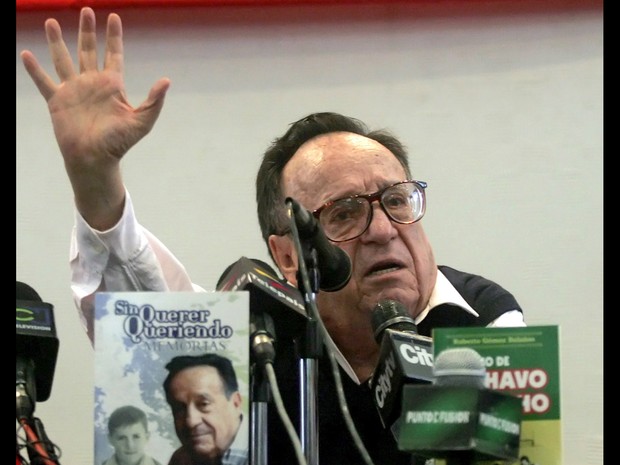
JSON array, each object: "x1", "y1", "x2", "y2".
[{"x1": 432, "y1": 325, "x2": 562, "y2": 465}]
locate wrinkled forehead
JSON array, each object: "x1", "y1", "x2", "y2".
[{"x1": 282, "y1": 132, "x2": 407, "y2": 210}]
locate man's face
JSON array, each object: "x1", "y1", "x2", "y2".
[
  {"x1": 168, "y1": 365, "x2": 242, "y2": 461},
  {"x1": 108, "y1": 422, "x2": 149, "y2": 465},
  {"x1": 271, "y1": 132, "x2": 437, "y2": 368}
]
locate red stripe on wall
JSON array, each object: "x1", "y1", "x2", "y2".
[{"x1": 16, "y1": 0, "x2": 603, "y2": 11}]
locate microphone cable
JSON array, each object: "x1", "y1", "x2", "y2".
[
  {"x1": 315, "y1": 316, "x2": 376, "y2": 465},
  {"x1": 263, "y1": 362, "x2": 307, "y2": 465},
  {"x1": 251, "y1": 312, "x2": 307, "y2": 465},
  {"x1": 16, "y1": 417, "x2": 61, "y2": 465},
  {"x1": 286, "y1": 201, "x2": 376, "y2": 465}
]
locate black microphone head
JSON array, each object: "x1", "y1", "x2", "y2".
[
  {"x1": 371, "y1": 300, "x2": 418, "y2": 344},
  {"x1": 317, "y1": 247, "x2": 352, "y2": 292},
  {"x1": 286, "y1": 197, "x2": 352, "y2": 292},
  {"x1": 433, "y1": 347, "x2": 486, "y2": 389},
  {"x1": 286, "y1": 197, "x2": 315, "y2": 235},
  {"x1": 17, "y1": 281, "x2": 43, "y2": 301}
]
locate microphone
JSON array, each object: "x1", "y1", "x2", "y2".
[
  {"x1": 370, "y1": 300, "x2": 434, "y2": 431},
  {"x1": 16, "y1": 282, "x2": 59, "y2": 416},
  {"x1": 216, "y1": 256, "x2": 308, "y2": 341},
  {"x1": 396, "y1": 347, "x2": 523, "y2": 462},
  {"x1": 285, "y1": 197, "x2": 352, "y2": 292},
  {"x1": 433, "y1": 347, "x2": 487, "y2": 389}
]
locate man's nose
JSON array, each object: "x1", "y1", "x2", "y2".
[
  {"x1": 363, "y1": 202, "x2": 396, "y2": 239},
  {"x1": 185, "y1": 404, "x2": 202, "y2": 427}
]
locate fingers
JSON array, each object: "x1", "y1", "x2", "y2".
[
  {"x1": 44, "y1": 7, "x2": 108, "y2": 78},
  {"x1": 25, "y1": 7, "x2": 121, "y2": 99},
  {"x1": 77, "y1": 7, "x2": 98, "y2": 73},
  {"x1": 103, "y1": 13, "x2": 124, "y2": 75},
  {"x1": 20, "y1": 50, "x2": 57, "y2": 101},
  {"x1": 45, "y1": 17, "x2": 76, "y2": 82}
]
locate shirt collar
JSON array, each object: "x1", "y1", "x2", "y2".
[{"x1": 414, "y1": 268, "x2": 478, "y2": 324}]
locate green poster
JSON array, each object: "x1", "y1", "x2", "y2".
[{"x1": 432, "y1": 325, "x2": 562, "y2": 465}]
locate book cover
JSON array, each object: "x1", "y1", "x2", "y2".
[
  {"x1": 432, "y1": 325, "x2": 562, "y2": 465},
  {"x1": 94, "y1": 291, "x2": 250, "y2": 465}
]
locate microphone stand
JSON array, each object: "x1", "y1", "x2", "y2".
[
  {"x1": 250, "y1": 362, "x2": 270, "y2": 465},
  {"x1": 296, "y1": 278, "x2": 321, "y2": 465},
  {"x1": 288, "y1": 205, "x2": 322, "y2": 465},
  {"x1": 16, "y1": 362, "x2": 61, "y2": 465}
]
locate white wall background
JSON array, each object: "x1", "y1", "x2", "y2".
[{"x1": 16, "y1": 1, "x2": 603, "y2": 464}]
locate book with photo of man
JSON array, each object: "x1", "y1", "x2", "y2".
[{"x1": 94, "y1": 291, "x2": 250, "y2": 465}]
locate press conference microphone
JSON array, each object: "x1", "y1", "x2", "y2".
[
  {"x1": 16, "y1": 282, "x2": 59, "y2": 418},
  {"x1": 285, "y1": 197, "x2": 352, "y2": 292},
  {"x1": 395, "y1": 347, "x2": 523, "y2": 463},
  {"x1": 216, "y1": 256, "x2": 308, "y2": 341},
  {"x1": 370, "y1": 300, "x2": 434, "y2": 431}
]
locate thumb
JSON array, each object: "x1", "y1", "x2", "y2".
[{"x1": 136, "y1": 77, "x2": 171, "y2": 129}]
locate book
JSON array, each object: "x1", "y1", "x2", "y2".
[
  {"x1": 93, "y1": 291, "x2": 250, "y2": 465},
  {"x1": 432, "y1": 325, "x2": 562, "y2": 465}
]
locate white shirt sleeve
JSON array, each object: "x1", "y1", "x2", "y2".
[{"x1": 69, "y1": 190, "x2": 203, "y2": 343}]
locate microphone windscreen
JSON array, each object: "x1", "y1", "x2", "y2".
[
  {"x1": 17, "y1": 281, "x2": 42, "y2": 302},
  {"x1": 371, "y1": 300, "x2": 418, "y2": 343},
  {"x1": 433, "y1": 347, "x2": 486, "y2": 389}
]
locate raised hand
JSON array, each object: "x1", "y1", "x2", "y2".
[{"x1": 20, "y1": 7, "x2": 171, "y2": 230}]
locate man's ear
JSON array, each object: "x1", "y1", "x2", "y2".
[
  {"x1": 232, "y1": 391, "x2": 243, "y2": 409},
  {"x1": 268, "y1": 234, "x2": 298, "y2": 286}
]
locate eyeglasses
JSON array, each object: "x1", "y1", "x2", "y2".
[{"x1": 312, "y1": 180, "x2": 428, "y2": 242}]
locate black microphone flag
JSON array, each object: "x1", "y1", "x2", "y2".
[
  {"x1": 216, "y1": 256, "x2": 308, "y2": 340},
  {"x1": 370, "y1": 300, "x2": 434, "y2": 430},
  {"x1": 16, "y1": 281, "x2": 59, "y2": 402}
]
